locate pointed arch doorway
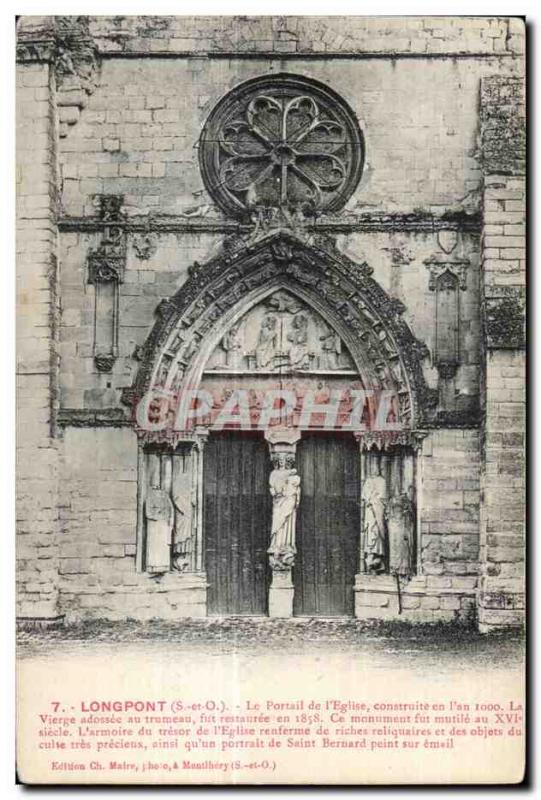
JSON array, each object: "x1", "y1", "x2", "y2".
[
  {"x1": 131, "y1": 231, "x2": 429, "y2": 619},
  {"x1": 199, "y1": 285, "x2": 363, "y2": 617}
]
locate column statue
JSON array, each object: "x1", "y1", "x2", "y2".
[
  {"x1": 362, "y1": 474, "x2": 387, "y2": 574},
  {"x1": 171, "y1": 459, "x2": 196, "y2": 573},
  {"x1": 145, "y1": 487, "x2": 174, "y2": 574},
  {"x1": 385, "y1": 489, "x2": 415, "y2": 577}
]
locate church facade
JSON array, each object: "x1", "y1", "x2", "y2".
[{"x1": 16, "y1": 16, "x2": 526, "y2": 630}]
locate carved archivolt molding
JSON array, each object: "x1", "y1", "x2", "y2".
[
  {"x1": 129, "y1": 232, "x2": 435, "y2": 436},
  {"x1": 199, "y1": 74, "x2": 364, "y2": 220}
]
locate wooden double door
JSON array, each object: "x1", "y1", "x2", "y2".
[{"x1": 204, "y1": 431, "x2": 360, "y2": 616}]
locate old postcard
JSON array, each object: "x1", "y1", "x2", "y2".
[{"x1": 16, "y1": 14, "x2": 526, "y2": 785}]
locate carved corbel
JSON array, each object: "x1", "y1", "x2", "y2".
[
  {"x1": 354, "y1": 430, "x2": 427, "y2": 452},
  {"x1": 88, "y1": 196, "x2": 126, "y2": 373}
]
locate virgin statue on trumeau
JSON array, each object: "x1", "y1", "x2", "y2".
[{"x1": 268, "y1": 454, "x2": 301, "y2": 570}]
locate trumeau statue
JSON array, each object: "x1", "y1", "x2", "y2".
[
  {"x1": 268, "y1": 454, "x2": 301, "y2": 570},
  {"x1": 145, "y1": 487, "x2": 174, "y2": 574},
  {"x1": 386, "y1": 489, "x2": 415, "y2": 577},
  {"x1": 362, "y1": 474, "x2": 387, "y2": 574}
]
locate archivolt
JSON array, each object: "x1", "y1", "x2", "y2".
[{"x1": 129, "y1": 231, "x2": 435, "y2": 432}]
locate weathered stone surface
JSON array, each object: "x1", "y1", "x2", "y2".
[{"x1": 480, "y1": 76, "x2": 526, "y2": 176}]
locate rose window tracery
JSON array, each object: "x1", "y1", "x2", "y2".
[{"x1": 199, "y1": 74, "x2": 364, "y2": 218}]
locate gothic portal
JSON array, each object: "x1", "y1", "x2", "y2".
[
  {"x1": 16, "y1": 16, "x2": 526, "y2": 630},
  {"x1": 130, "y1": 74, "x2": 429, "y2": 618}
]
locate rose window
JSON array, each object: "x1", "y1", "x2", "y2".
[{"x1": 199, "y1": 74, "x2": 364, "y2": 218}]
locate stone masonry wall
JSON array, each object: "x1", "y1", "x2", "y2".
[
  {"x1": 16, "y1": 45, "x2": 61, "y2": 621},
  {"x1": 87, "y1": 16, "x2": 523, "y2": 57},
  {"x1": 478, "y1": 72, "x2": 526, "y2": 631},
  {"x1": 58, "y1": 56, "x2": 521, "y2": 219}
]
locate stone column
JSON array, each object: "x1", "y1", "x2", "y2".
[
  {"x1": 192, "y1": 427, "x2": 209, "y2": 573},
  {"x1": 264, "y1": 429, "x2": 302, "y2": 618}
]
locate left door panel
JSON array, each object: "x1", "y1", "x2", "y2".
[{"x1": 204, "y1": 432, "x2": 272, "y2": 615}]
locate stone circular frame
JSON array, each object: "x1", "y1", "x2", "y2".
[{"x1": 199, "y1": 73, "x2": 365, "y2": 219}]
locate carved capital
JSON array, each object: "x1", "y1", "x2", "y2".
[
  {"x1": 268, "y1": 549, "x2": 296, "y2": 571},
  {"x1": 17, "y1": 17, "x2": 101, "y2": 129},
  {"x1": 265, "y1": 429, "x2": 302, "y2": 466},
  {"x1": 54, "y1": 16, "x2": 100, "y2": 93},
  {"x1": 355, "y1": 430, "x2": 428, "y2": 452},
  {"x1": 16, "y1": 39, "x2": 57, "y2": 64}
]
